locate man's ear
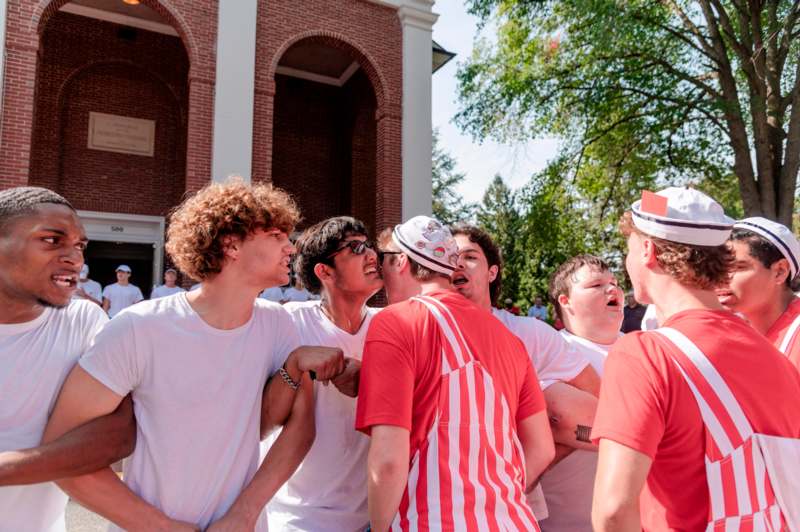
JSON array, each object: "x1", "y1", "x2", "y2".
[
  {"x1": 313, "y1": 262, "x2": 333, "y2": 285},
  {"x1": 557, "y1": 293, "x2": 570, "y2": 315},
  {"x1": 397, "y1": 253, "x2": 409, "y2": 273},
  {"x1": 641, "y1": 238, "x2": 659, "y2": 267},
  {"x1": 487, "y1": 264, "x2": 499, "y2": 283},
  {"x1": 222, "y1": 235, "x2": 241, "y2": 261},
  {"x1": 771, "y1": 258, "x2": 791, "y2": 286}
]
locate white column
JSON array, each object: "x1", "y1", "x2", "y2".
[
  {"x1": 211, "y1": 0, "x2": 258, "y2": 183},
  {"x1": 398, "y1": 1, "x2": 438, "y2": 219}
]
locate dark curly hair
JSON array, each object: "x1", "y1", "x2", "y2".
[
  {"x1": 166, "y1": 180, "x2": 300, "y2": 281},
  {"x1": 0, "y1": 187, "x2": 74, "y2": 231},
  {"x1": 293, "y1": 216, "x2": 368, "y2": 294},
  {"x1": 619, "y1": 211, "x2": 733, "y2": 289},
  {"x1": 449, "y1": 223, "x2": 503, "y2": 306}
]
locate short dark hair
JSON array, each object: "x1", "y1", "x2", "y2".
[
  {"x1": 0, "y1": 187, "x2": 74, "y2": 231},
  {"x1": 450, "y1": 223, "x2": 503, "y2": 306},
  {"x1": 294, "y1": 216, "x2": 368, "y2": 294},
  {"x1": 548, "y1": 255, "x2": 611, "y2": 321},
  {"x1": 730, "y1": 228, "x2": 798, "y2": 290}
]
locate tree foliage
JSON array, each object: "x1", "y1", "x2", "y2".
[
  {"x1": 457, "y1": 0, "x2": 800, "y2": 227},
  {"x1": 432, "y1": 130, "x2": 475, "y2": 225}
]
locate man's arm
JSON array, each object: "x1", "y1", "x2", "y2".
[
  {"x1": 591, "y1": 439, "x2": 651, "y2": 532},
  {"x1": 260, "y1": 345, "x2": 344, "y2": 435},
  {"x1": 367, "y1": 425, "x2": 410, "y2": 532},
  {"x1": 0, "y1": 395, "x2": 135, "y2": 486},
  {"x1": 516, "y1": 411, "x2": 555, "y2": 492},
  {"x1": 543, "y1": 381, "x2": 599, "y2": 452},
  {"x1": 208, "y1": 374, "x2": 315, "y2": 531},
  {"x1": 43, "y1": 366, "x2": 194, "y2": 531},
  {"x1": 565, "y1": 364, "x2": 600, "y2": 397}
]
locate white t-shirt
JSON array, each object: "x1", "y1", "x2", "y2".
[
  {"x1": 491, "y1": 308, "x2": 590, "y2": 520},
  {"x1": 538, "y1": 330, "x2": 618, "y2": 532},
  {"x1": 73, "y1": 278, "x2": 102, "y2": 302},
  {"x1": 0, "y1": 300, "x2": 108, "y2": 532},
  {"x1": 259, "y1": 286, "x2": 285, "y2": 303},
  {"x1": 79, "y1": 293, "x2": 300, "y2": 530},
  {"x1": 641, "y1": 304, "x2": 659, "y2": 331},
  {"x1": 102, "y1": 283, "x2": 144, "y2": 318},
  {"x1": 282, "y1": 287, "x2": 319, "y2": 303},
  {"x1": 266, "y1": 301, "x2": 378, "y2": 532},
  {"x1": 150, "y1": 285, "x2": 185, "y2": 299}
]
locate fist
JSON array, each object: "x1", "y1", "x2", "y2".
[
  {"x1": 296, "y1": 346, "x2": 345, "y2": 382},
  {"x1": 332, "y1": 358, "x2": 361, "y2": 398}
]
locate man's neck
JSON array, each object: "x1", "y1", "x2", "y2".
[
  {"x1": 320, "y1": 288, "x2": 371, "y2": 334},
  {"x1": 649, "y1": 277, "x2": 724, "y2": 323},
  {"x1": 566, "y1": 322, "x2": 618, "y2": 346},
  {"x1": 186, "y1": 271, "x2": 263, "y2": 330},
  {"x1": 743, "y1": 289, "x2": 796, "y2": 335},
  {"x1": 419, "y1": 277, "x2": 453, "y2": 295},
  {"x1": 164, "y1": 282, "x2": 176, "y2": 288},
  {"x1": 118, "y1": 281, "x2": 129, "y2": 286},
  {"x1": 0, "y1": 292, "x2": 45, "y2": 324}
]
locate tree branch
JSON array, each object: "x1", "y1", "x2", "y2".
[{"x1": 659, "y1": 0, "x2": 720, "y2": 60}]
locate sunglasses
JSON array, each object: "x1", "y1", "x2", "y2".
[
  {"x1": 328, "y1": 239, "x2": 377, "y2": 258},
  {"x1": 378, "y1": 250, "x2": 402, "y2": 262}
]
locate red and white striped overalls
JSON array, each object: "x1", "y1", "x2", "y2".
[
  {"x1": 777, "y1": 314, "x2": 800, "y2": 355},
  {"x1": 654, "y1": 327, "x2": 790, "y2": 531},
  {"x1": 391, "y1": 296, "x2": 540, "y2": 531}
]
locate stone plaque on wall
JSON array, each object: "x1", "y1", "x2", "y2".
[{"x1": 87, "y1": 112, "x2": 156, "y2": 157}]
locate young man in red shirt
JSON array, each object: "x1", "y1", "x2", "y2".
[
  {"x1": 591, "y1": 187, "x2": 800, "y2": 531},
  {"x1": 357, "y1": 216, "x2": 554, "y2": 531},
  {"x1": 717, "y1": 217, "x2": 800, "y2": 371}
]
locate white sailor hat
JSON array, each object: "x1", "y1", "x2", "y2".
[
  {"x1": 631, "y1": 187, "x2": 734, "y2": 246},
  {"x1": 733, "y1": 217, "x2": 800, "y2": 279},
  {"x1": 392, "y1": 215, "x2": 458, "y2": 275}
]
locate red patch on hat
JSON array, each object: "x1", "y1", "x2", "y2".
[{"x1": 641, "y1": 190, "x2": 668, "y2": 216}]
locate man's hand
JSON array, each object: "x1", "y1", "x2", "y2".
[
  {"x1": 291, "y1": 346, "x2": 345, "y2": 382},
  {"x1": 331, "y1": 358, "x2": 361, "y2": 397},
  {"x1": 205, "y1": 510, "x2": 256, "y2": 532}
]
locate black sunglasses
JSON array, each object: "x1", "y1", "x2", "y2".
[
  {"x1": 378, "y1": 250, "x2": 402, "y2": 262},
  {"x1": 328, "y1": 239, "x2": 377, "y2": 258}
]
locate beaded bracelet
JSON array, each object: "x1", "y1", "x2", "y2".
[{"x1": 279, "y1": 365, "x2": 300, "y2": 391}]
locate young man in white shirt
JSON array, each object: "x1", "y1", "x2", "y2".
[
  {"x1": 266, "y1": 216, "x2": 382, "y2": 531},
  {"x1": 42, "y1": 180, "x2": 346, "y2": 531},
  {"x1": 102, "y1": 264, "x2": 144, "y2": 317},
  {"x1": 73, "y1": 264, "x2": 102, "y2": 305},
  {"x1": 542, "y1": 254, "x2": 624, "y2": 532},
  {"x1": 150, "y1": 268, "x2": 185, "y2": 299},
  {"x1": 0, "y1": 186, "x2": 135, "y2": 532}
]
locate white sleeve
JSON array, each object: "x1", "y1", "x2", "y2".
[
  {"x1": 268, "y1": 308, "x2": 301, "y2": 378},
  {"x1": 102, "y1": 285, "x2": 111, "y2": 299},
  {"x1": 79, "y1": 312, "x2": 143, "y2": 397},
  {"x1": 524, "y1": 320, "x2": 590, "y2": 389}
]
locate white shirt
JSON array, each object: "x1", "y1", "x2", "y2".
[
  {"x1": 150, "y1": 285, "x2": 185, "y2": 299},
  {"x1": 259, "y1": 286, "x2": 285, "y2": 303},
  {"x1": 491, "y1": 308, "x2": 590, "y2": 520},
  {"x1": 0, "y1": 300, "x2": 108, "y2": 532},
  {"x1": 102, "y1": 283, "x2": 144, "y2": 318},
  {"x1": 282, "y1": 286, "x2": 318, "y2": 303},
  {"x1": 266, "y1": 301, "x2": 378, "y2": 532},
  {"x1": 641, "y1": 304, "x2": 659, "y2": 330},
  {"x1": 73, "y1": 278, "x2": 102, "y2": 302},
  {"x1": 538, "y1": 331, "x2": 618, "y2": 532},
  {"x1": 79, "y1": 293, "x2": 299, "y2": 530}
]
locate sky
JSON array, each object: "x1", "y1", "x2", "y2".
[{"x1": 431, "y1": 0, "x2": 561, "y2": 204}]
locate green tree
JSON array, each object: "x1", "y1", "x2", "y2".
[
  {"x1": 432, "y1": 131, "x2": 475, "y2": 225},
  {"x1": 457, "y1": 0, "x2": 800, "y2": 227}
]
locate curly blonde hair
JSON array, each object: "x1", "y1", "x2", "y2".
[
  {"x1": 166, "y1": 180, "x2": 300, "y2": 280},
  {"x1": 619, "y1": 211, "x2": 733, "y2": 290}
]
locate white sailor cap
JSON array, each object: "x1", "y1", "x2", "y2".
[
  {"x1": 630, "y1": 187, "x2": 734, "y2": 246},
  {"x1": 392, "y1": 215, "x2": 459, "y2": 275},
  {"x1": 733, "y1": 217, "x2": 800, "y2": 279}
]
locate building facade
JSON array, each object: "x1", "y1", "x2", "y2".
[{"x1": 0, "y1": 0, "x2": 445, "y2": 290}]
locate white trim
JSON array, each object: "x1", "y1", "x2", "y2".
[
  {"x1": 275, "y1": 61, "x2": 361, "y2": 88},
  {"x1": 77, "y1": 210, "x2": 165, "y2": 285},
  {"x1": 59, "y1": 4, "x2": 179, "y2": 36},
  {"x1": 779, "y1": 314, "x2": 800, "y2": 354}
]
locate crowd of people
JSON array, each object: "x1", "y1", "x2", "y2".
[{"x1": 0, "y1": 181, "x2": 798, "y2": 532}]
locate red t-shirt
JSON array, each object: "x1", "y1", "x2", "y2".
[
  {"x1": 766, "y1": 297, "x2": 800, "y2": 372},
  {"x1": 592, "y1": 309, "x2": 800, "y2": 531},
  {"x1": 355, "y1": 290, "x2": 545, "y2": 463}
]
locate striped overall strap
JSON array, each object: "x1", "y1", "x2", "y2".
[
  {"x1": 778, "y1": 314, "x2": 800, "y2": 355},
  {"x1": 654, "y1": 328, "x2": 782, "y2": 528}
]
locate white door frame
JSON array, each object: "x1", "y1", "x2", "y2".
[{"x1": 77, "y1": 210, "x2": 166, "y2": 285}]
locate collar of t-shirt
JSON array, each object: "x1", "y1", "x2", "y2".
[
  {"x1": 661, "y1": 308, "x2": 737, "y2": 328},
  {"x1": 766, "y1": 297, "x2": 800, "y2": 339},
  {"x1": 560, "y1": 329, "x2": 619, "y2": 353},
  {"x1": 0, "y1": 307, "x2": 52, "y2": 336}
]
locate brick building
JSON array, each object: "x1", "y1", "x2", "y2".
[{"x1": 0, "y1": 0, "x2": 452, "y2": 290}]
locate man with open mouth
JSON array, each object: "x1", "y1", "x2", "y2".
[
  {"x1": 0, "y1": 186, "x2": 135, "y2": 532},
  {"x1": 265, "y1": 216, "x2": 381, "y2": 531},
  {"x1": 717, "y1": 217, "x2": 800, "y2": 372}
]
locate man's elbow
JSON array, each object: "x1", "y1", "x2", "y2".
[
  {"x1": 369, "y1": 454, "x2": 406, "y2": 486},
  {"x1": 591, "y1": 495, "x2": 639, "y2": 532}
]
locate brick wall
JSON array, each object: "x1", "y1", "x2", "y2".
[{"x1": 29, "y1": 12, "x2": 188, "y2": 216}]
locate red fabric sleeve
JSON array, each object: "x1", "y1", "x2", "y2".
[
  {"x1": 355, "y1": 310, "x2": 416, "y2": 435},
  {"x1": 590, "y1": 333, "x2": 667, "y2": 459},
  {"x1": 515, "y1": 340, "x2": 546, "y2": 422}
]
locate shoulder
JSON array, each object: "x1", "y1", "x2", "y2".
[
  {"x1": 495, "y1": 308, "x2": 558, "y2": 340},
  {"x1": 283, "y1": 300, "x2": 320, "y2": 315},
  {"x1": 64, "y1": 298, "x2": 109, "y2": 326},
  {"x1": 252, "y1": 298, "x2": 296, "y2": 327}
]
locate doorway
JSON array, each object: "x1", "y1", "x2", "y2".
[{"x1": 84, "y1": 241, "x2": 155, "y2": 297}]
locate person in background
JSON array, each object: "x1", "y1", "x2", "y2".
[
  {"x1": 504, "y1": 297, "x2": 521, "y2": 315},
  {"x1": 260, "y1": 285, "x2": 285, "y2": 304},
  {"x1": 717, "y1": 217, "x2": 800, "y2": 372},
  {"x1": 150, "y1": 268, "x2": 185, "y2": 299},
  {"x1": 282, "y1": 275, "x2": 319, "y2": 303},
  {"x1": 528, "y1": 295, "x2": 549, "y2": 321},
  {"x1": 73, "y1": 264, "x2": 102, "y2": 306},
  {"x1": 542, "y1": 254, "x2": 623, "y2": 532},
  {"x1": 102, "y1": 265, "x2": 143, "y2": 318},
  {"x1": 620, "y1": 292, "x2": 647, "y2": 333}
]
